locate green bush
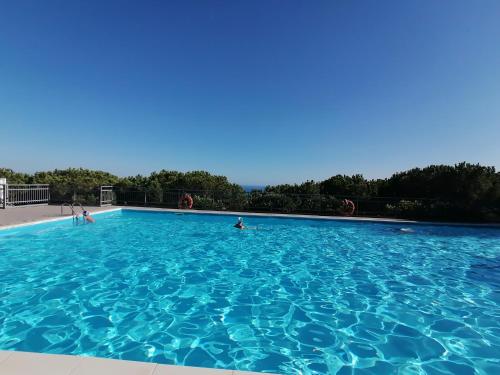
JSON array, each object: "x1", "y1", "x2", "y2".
[
  {"x1": 385, "y1": 200, "x2": 426, "y2": 218},
  {"x1": 193, "y1": 195, "x2": 225, "y2": 210},
  {"x1": 2, "y1": 163, "x2": 499, "y2": 222}
]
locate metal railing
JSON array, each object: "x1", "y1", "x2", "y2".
[
  {"x1": 2, "y1": 182, "x2": 493, "y2": 221},
  {"x1": 99, "y1": 186, "x2": 114, "y2": 206},
  {"x1": 105, "y1": 186, "x2": 440, "y2": 218},
  {"x1": 0, "y1": 184, "x2": 50, "y2": 208},
  {"x1": 0, "y1": 182, "x2": 469, "y2": 220}
]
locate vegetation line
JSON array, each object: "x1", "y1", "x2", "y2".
[{"x1": 1, "y1": 162, "x2": 499, "y2": 222}]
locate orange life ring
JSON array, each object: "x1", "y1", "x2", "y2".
[
  {"x1": 178, "y1": 193, "x2": 193, "y2": 209},
  {"x1": 342, "y1": 199, "x2": 355, "y2": 216}
]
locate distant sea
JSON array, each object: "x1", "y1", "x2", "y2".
[{"x1": 241, "y1": 185, "x2": 265, "y2": 192}]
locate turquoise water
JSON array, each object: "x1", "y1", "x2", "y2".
[{"x1": 0, "y1": 210, "x2": 499, "y2": 374}]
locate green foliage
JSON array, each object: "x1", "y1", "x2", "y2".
[
  {"x1": 27, "y1": 168, "x2": 121, "y2": 204},
  {"x1": 379, "y1": 163, "x2": 500, "y2": 220},
  {"x1": 247, "y1": 191, "x2": 294, "y2": 212},
  {"x1": 265, "y1": 180, "x2": 320, "y2": 195},
  {"x1": 1, "y1": 163, "x2": 499, "y2": 221},
  {"x1": 0, "y1": 168, "x2": 31, "y2": 184},
  {"x1": 145, "y1": 170, "x2": 243, "y2": 192},
  {"x1": 117, "y1": 174, "x2": 149, "y2": 187},
  {"x1": 320, "y1": 174, "x2": 377, "y2": 197},
  {"x1": 380, "y1": 162, "x2": 498, "y2": 200},
  {"x1": 192, "y1": 195, "x2": 225, "y2": 210},
  {"x1": 385, "y1": 200, "x2": 425, "y2": 218},
  {"x1": 31, "y1": 168, "x2": 120, "y2": 187}
]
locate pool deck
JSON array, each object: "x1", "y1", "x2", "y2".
[
  {"x1": 0, "y1": 205, "x2": 119, "y2": 229},
  {"x1": 0, "y1": 350, "x2": 264, "y2": 375}
]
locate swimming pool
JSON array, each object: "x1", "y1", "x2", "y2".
[{"x1": 0, "y1": 209, "x2": 499, "y2": 374}]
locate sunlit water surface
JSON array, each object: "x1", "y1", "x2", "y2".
[{"x1": 0, "y1": 210, "x2": 499, "y2": 374}]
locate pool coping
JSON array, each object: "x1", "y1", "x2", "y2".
[
  {"x1": 0, "y1": 350, "x2": 267, "y2": 375},
  {"x1": 1, "y1": 206, "x2": 500, "y2": 230},
  {"x1": 101, "y1": 206, "x2": 500, "y2": 228},
  {"x1": 0, "y1": 208, "x2": 122, "y2": 231},
  {"x1": 121, "y1": 206, "x2": 500, "y2": 228}
]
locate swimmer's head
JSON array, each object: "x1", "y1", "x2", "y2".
[{"x1": 238, "y1": 217, "x2": 243, "y2": 222}]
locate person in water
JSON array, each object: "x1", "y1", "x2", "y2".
[
  {"x1": 234, "y1": 217, "x2": 258, "y2": 230},
  {"x1": 82, "y1": 210, "x2": 95, "y2": 223},
  {"x1": 234, "y1": 217, "x2": 245, "y2": 229}
]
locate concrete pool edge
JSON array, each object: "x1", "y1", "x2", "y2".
[
  {"x1": 121, "y1": 206, "x2": 500, "y2": 228},
  {"x1": 1, "y1": 205, "x2": 500, "y2": 230},
  {"x1": 0, "y1": 350, "x2": 270, "y2": 375},
  {"x1": 0, "y1": 207, "x2": 122, "y2": 231}
]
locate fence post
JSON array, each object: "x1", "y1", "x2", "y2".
[
  {"x1": 1, "y1": 184, "x2": 6, "y2": 209},
  {"x1": 144, "y1": 191, "x2": 147, "y2": 206}
]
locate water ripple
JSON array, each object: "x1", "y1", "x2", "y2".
[{"x1": 0, "y1": 211, "x2": 499, "y2": 374}]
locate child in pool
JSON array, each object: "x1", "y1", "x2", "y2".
[{"x1": 82, "y1": 210, "x2": 95, "y2": 223}]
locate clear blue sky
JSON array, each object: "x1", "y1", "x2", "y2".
[{"x1": 1, "y1": 1, "x2": 499, "y2": 185}]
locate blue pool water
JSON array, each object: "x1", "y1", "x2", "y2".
[{"x1": 0, "y1": 210, "x2": 499, "y2": 374}]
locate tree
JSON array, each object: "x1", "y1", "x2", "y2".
[
  {"x1": 320, "y1": 174, "x2": 375, "y2": 197},
  {"x1": 0, "y1": 168, "x2": 31, "y2": 184},
  {"x1": 1, "y1": 163, "x2": 499, "y2": 221}
]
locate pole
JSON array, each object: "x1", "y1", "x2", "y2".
[{"x1": 1, "y1": 184, "x2": 5, "y2": 209}]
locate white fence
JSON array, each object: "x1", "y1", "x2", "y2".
[
  {"x1": 99, "y1": 186, "x2": 114, "y2": 206},
  {"x1": 0, "y1": 184, "x2": 50, "y2": 208},
  {"x1": 0, "y1": 184, "x2": 5, "y2": 209}
]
